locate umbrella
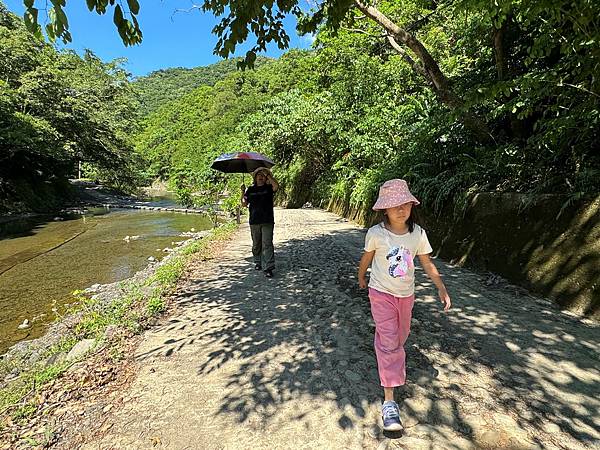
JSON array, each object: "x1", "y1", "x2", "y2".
[
  {"x1": 211, "y1": 151, "x2": 275, "y2": 173},
  {"x1": 211, "y1": 151, "x2": 275, "y2": 224}
]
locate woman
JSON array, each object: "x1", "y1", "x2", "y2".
[{"x1": 241, "y1": 167, "x2": 279, "y2": 278}]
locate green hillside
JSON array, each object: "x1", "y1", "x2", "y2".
[{"x1": 133, "y1": 57, "x2": 272, "y2": 116}]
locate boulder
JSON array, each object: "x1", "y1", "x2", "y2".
[{"x1": 66, "y1": 339, "x2": 96, "y2": 361}]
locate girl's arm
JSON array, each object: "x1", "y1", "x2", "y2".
[
  {"x1": 417, "y1": 254, "x2": 451, "y2": 311},
  {"x1": 358, "y1": 251, "x2": 375, "y2": 289}
]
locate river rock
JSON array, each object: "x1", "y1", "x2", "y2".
[
  {"x1": 18, "y1": 319, "x2": 30, "y2": 329},
  {"x1": 45, "y1": 351, "x2": 67, "y2": 367},
  {"x1": 148, "y1": 256, "x2": 156, "y2": 262},
  {"x1": 66, "y1": 339, "x2": 96, "y2": 361},
  {"x1": 86, "y1": 284, "x2": 102, "y2": 292}
]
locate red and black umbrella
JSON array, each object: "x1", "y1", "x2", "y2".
[{"x1": 211, "y1": 151, "x2": 275, "y2": 173}]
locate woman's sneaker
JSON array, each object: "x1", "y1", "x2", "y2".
[{"x1": 381, "y1": 400, "x2": 403, "y2": 431}]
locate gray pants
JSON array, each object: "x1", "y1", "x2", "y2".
[{"x1": 250, "y1": 223, "x2": 275, "y2": 271}]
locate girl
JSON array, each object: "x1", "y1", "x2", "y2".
[{"x1": 357, "y1": 179, "x2": 451, "y2": 431}]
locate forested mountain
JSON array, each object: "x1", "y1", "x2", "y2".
[
  {"x1": 135, "y1": 50, "x2": 314, "y2": 208},
  {"x1": 133, "y1": 57, "x2": 272, "y2": 116}
]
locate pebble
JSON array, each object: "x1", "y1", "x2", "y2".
[
  {"x1": 542, "y1": 421, "x2": 561, "y2": 434},
  {"x1": 66, "y1": 338, "x2": 96, "y2": 361},
  {"x1": 478, "y1": 430, "x2": 504, "y2": 447},
  {"x1": 344, "y1": 369, "x2": 362, "y2": 382},
  {"x1": 18, "y1": 319, "x2": 30, "y2": 329}
]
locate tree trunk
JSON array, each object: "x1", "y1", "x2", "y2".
[
  {"x1": 493, "y1": 15, "x2": 528, "y2": 141},
  {"x1": 493, "y1": 21, "x2": 508, "y2": 81}
]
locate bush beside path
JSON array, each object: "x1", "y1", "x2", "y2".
[{"x1": 79, "y1": 208, "x2": 598, "y2": 449}]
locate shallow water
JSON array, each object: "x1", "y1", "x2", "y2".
[{"x1": 0, "y1": 207, "x2": 213, "y2": 354}]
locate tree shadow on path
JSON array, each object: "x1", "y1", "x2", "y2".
[{"x1": 137, "y1": 213, "x2": 600, "y2": 447}]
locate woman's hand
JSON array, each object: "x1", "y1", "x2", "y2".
[
  {"x1": 438, "y1": 287, "x2": 451, "y2": 311},
  {"x1": 267, "y1": 173, "x2": 279, "y2": 192}
]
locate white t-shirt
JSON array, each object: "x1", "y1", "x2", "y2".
[{"x1": 364, "y1": 223, "x2": 433, "y2": 297}]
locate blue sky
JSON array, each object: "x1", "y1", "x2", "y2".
[{"x1": 4, "y1": 0, "x2": 312, "y2": 77}]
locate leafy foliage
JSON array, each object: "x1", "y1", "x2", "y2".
[
  {"x1": 10, "y1": 0, "x2": 600, "y2": 217},
  {"x1": 133, "y1": 56, "x2": 272, "y2": 116},
  {"x1": 134, "y1": 50, "x2": 315, "y2": 203},
  {"x1": 0, "y1": 4, "x2": 141, "y2": 212},
  {"x1": 132, "y1": 0, "x2": 599, "y2": 217}
]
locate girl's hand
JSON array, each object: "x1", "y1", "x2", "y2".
[
  {"x1": 439, "y1": 288, "x2": 451, "y2": 311},
  {"x1": 359, "y1": 277, "x2": 367, "y2": 289}
]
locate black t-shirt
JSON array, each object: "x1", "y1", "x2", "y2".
[{"x1": 245, "y1": 184, "x2": 274, "y2": 225}]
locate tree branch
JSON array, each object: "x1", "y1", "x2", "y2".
[
  {"x1": 353, "y1": 0, "x2": 492, "y2": 141},
  {"x1": 386, "y1": 35, "x2": 431, "y2": 84},
  {"x1": 341, "y1": 26, "x2": 383, "y2": 39},
  {"x1": 354, "y1": 0, "x2": 454, "y2": 100}
]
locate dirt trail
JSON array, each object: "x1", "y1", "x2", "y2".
[{"x1": 82, "y1": 208, "x2": 599, "y2": 449}]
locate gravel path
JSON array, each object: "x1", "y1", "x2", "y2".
[{"x1": 82, "y1": 208, "x2": 599, "y2": 450}]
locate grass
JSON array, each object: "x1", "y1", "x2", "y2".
[{"x1": 0, "y1": 220, "x2": 238, "y2": 432}]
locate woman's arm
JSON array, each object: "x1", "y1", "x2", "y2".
[
  {"x1": 267, "y1": 174, "x2": 279, "y2": 192},
  {"x1": 358, "y1": 251, "x2": 375, "y2": 289},
  {"x1": 418, "y1": 254, "x2": 451, "y2": 311},
  {"x1": 240, "y1": 184, "x2": 248, "y2": 207}
]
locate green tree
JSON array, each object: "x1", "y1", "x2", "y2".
[{"x1": 1, "y1": 4, "x2": 143, "y2": 211}]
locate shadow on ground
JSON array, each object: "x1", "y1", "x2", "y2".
[{"x1": 137, "y1": 215, "x2": 600, "y2": 446}]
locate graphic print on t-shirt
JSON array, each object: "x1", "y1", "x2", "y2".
[{"x1": 385, "y1": 246, "x2": 413, "y2": 278}]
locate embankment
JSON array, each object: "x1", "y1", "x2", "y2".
[{"x1": 327, "y1": 193, "x2": 600, "y2": 320}]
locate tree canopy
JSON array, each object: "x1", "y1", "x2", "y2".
[
  {"x1": 130, "y1": 0, "x2": 599, "y2": 213},
  {"x1": 134, "y1": 56, "x2": 272, "y2": 116},
  {"x1": 0, "y1": 4, "x2": 141, "y2": 211},
  {"x1": 6, "y1": 0, "x2": 600, "y2": 216}
]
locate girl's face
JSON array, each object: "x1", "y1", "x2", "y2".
[{"x1": 385, "y1": 202, "x2": 413, "y2": 224}]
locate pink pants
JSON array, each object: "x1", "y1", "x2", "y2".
[{"x1": 369, "y1": 288, "x2": 415, "y2": 387}]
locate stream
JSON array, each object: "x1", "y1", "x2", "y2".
[{"x1": 0, "y1": 202, "x2": 213, "y2": 354}]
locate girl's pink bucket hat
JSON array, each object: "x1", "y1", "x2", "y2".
[{"x1": 372, "y1": 179, "x2": 420, "y2": 211}]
